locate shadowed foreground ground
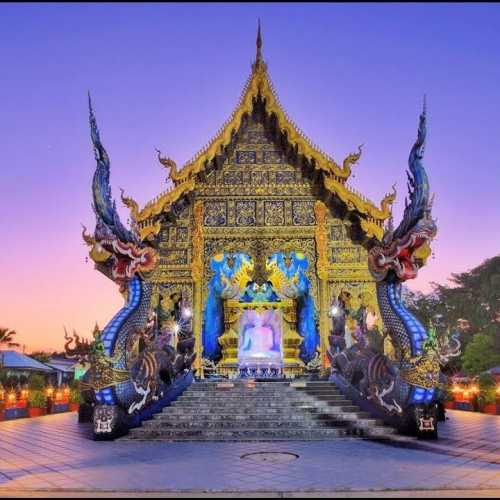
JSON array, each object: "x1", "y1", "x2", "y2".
[{"x1": 0, "y1": 410, "x2": 499, "y2": 497}]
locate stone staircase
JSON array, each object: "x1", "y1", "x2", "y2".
[{"x1": 123, "y1": 380, "x2": 397, "y2": 442}]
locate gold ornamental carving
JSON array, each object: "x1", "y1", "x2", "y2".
[
  {"x1": 191, "y1": 201, "x2": 204, "y2": 283},
  {"x1": 124, "y1": 55, "x2": 396, "y2": 237},
  {"x1": 314, "y1": 201, "x2": 329, "y2": 280}
]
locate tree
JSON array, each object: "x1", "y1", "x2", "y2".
[
  {"x1": 431, "y1": 255, "x2": 500, "y2": 339},
  {"x1": 462, "y1": 333, "x2": 500, "y2": 376},
  {"x1": 29, "y1": 351, "x2": 51, "y2": 364},
  {"x1": 403, "y1": 255, "x2": 500, "y2": 374},
  {"x1": 0, "y1": 328, "x2": 20, "y2": 348}
]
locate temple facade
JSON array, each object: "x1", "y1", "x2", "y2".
[
  {"x1": 122, "y1": 27, "x2": 395, "y2": 378},
  {"x1": 78, "y1": 25, "x2": 455, "y2": 439}
]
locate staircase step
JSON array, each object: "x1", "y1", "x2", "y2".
[
  {"x1": 176, "y1": 395, "x2": 303, "y2": 402},
  {"x1": 173, "y1": 402, "x2": 311, "y2": 408},
  {"x1": 142, "y1": 419, "x2": 345, "y2": 430},
  {"x1": 155, "y1": 412, "x2": 312, "y2": 421},
  {"x1": 126, "y1": 427, "x2": 349, "y2": 441},
  {"x1": 120, "y1": 379, "x2": 397, "y2": 442}
]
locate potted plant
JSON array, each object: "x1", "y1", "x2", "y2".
[
  {"x1": 28, "y1": 390, "x2": 47, "y2": 418},
  {"x1": 28, "y1": 373, "x2": 45, "y2": 391},
  {"x1": 478, "y1": 373, "x2": 497, "y2": 415},
  {"x1": 443, "y1": 388, "x2": 456, "y2": 410},
  {"x1": 69, "y1": 387, "x2": 82, "y2": 412}
]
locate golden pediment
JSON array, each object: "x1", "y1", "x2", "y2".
[{"x1": 125, "y1": 53, "x2": 394, "y2": 242}]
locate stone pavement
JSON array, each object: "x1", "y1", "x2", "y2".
[{"x1": 0, "y1": 410, "x2": 499, "y2": 496}]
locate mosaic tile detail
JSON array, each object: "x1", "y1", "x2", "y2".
[
  {"x1": 236, "y1": 151, "x2": 257, "y2": 164},
  {"x1": 292, "y1": 200, "x2": 316, "y2": 225},
  {"x1": 235, "y1": 200, "x2": 256, "y2": 226},
  {"x1": 204, "y1": 201, "x2": 227, "y2": 226},
  {"x1": 264, "y1": 200, "x2": 285, "y2": 226}
]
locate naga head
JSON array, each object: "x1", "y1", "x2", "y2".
[
  {"x1": 369, "y1": 101, "x2": 437, "y2": 282},
  {"x1": 83, "y1": 94, "x2": 157, "y2": 286}
]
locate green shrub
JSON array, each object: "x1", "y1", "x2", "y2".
[
  {"x1": 28, "y1": 390, "x2": 47, "y2": 409},
  {"x1": 463, "y1": 333, "x2": 500, "y2": 376},
  {"x1": 478, "y1": 372, "x2": 497, "y2": 406},
  {"x1": 69, "y1": 379, "x2": 81, "y2": 390},
  {"x1": 28, "y1": 374, "x2": 45, "y2": 391},
  {"x1": 69, "y1": 388, "x2": 83, "y2": 404}
]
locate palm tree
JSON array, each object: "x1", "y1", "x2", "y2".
[{"x1": 0, "y1": 328, "x2": 20, "y2": 348}]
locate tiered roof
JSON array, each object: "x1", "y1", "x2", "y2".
[{"x1": 124, "y1": 23, "x2": 395, "y2": 242}]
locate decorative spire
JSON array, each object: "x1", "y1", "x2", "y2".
[
  {"x1": 252, "y1": 19, "x2": 266, "y2": 72},
  {"x1": 256, "y1": 19, "x2": 263, "y2": 62}
]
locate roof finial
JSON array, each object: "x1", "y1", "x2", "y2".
[
  {"x1": 256, "y1": 19, "x2": 263, "y2": 62},
  {"x1": 88, "y1": 90, "x2": 94, "y2": 118},
  {"x1": 252, "y1": 18, "x2": 266, "y2": 71}
]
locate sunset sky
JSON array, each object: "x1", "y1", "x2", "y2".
[{"x1": 1, "y1": 3, "x2": 499, "y2": 352}]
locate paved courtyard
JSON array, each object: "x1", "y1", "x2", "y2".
[{"x1": 0, "y1": 410, "x2": 499, "y2": 497}]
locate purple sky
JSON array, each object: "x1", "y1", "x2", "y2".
[{"x1": 1, "y1": 3, "x2": 499, "y2": 351}]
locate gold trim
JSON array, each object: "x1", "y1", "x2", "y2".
[
  {"x1": 314, "y1": 201, "x2": 330, "y2": 367},
  {"x1": 128, "y1": 63, "x2": 395, "y2": 237},
  {"x1": 138, "y1": 220, "x2": 162, "y2": 241},
  {"x1": 120, "y1": 189, "x2": 140, "y2": 222},
  {"x1": 134, "y1": 179, "x2": 196, "y2": 225},
  {"x1": 324, "y1": 176, "x2": 395, "y2": 226},
  {"x1": 160, "y1": 65, "x2": 354, "y2": 184},
  {"x1": 314, "y1": 201, "x2": 329, "y2": 281},
  {"x1": 191, "y1": 201, "x2": 204, "y2": 377}
]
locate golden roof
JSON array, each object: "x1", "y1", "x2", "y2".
[{"x1": 129, "y1": 25, "x2": 395, "y2": 242}]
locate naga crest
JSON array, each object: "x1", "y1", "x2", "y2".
[
  {"x1": 368, "y1": 102, "x2": 437, "y2": 282},
  {"x1": 83, "y1": 95, "x2": 157, "y2": 285}
]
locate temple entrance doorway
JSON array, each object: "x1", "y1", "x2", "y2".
[{"x1": 202, "y1": 248, "x2": 318, "y2": 379}]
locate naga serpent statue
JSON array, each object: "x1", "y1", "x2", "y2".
[
  {"x1": 330, "y1": 103, "x2": 460, "y2": 438},
  {"x1": 79, "y1": 95, "x2": 196, "y2": 439}
]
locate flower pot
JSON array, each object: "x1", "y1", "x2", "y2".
[
  {"x1": 482, "y1": 404, "x2": 498, "y2": 415},
  {"x1": 28, "y1": 407, "x2": 45, "y2": 418},
  {"x1": 69, "y1": 403, "x2": 80, "y2": 412}
]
